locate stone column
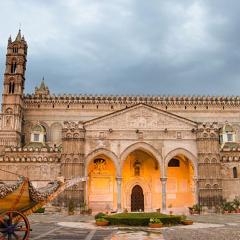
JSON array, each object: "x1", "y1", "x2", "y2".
[
  {"x1": 160, "y1": 177, "x2": 167, "y2": 211},
  {"x1": 116, "y1": 177, "x2": 122, "y2": 211},
  {"x1": 84, "y1": 176, "x2": 89, "y2": 205},
  {"x1": 193, "y1": 177, "x2": 199, "y2": 204}
]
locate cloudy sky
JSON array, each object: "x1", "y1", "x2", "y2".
[{"x1": 0, "y1": 0, "x2": 240, "y2": 95}]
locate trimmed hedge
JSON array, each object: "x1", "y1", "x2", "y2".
[
  {"x1": 95, "y1": 212, "x2": 107, "y2": 220},
  {"x1": 105, "y1": 212, "x2": 182, "y2": 226}
]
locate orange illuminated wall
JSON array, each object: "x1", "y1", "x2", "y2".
[
  {"x1": 122, "y1": 150, "x2": 161, "y2": 211},
  {"x1": 88, "y1": 155, "x2": 117, "y2": 212},
  {"x1": 167, "y1": 156, "x2": 194, "y2": 208}
]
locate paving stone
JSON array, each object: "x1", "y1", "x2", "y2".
[{"x1": 27, "y1": 213, "x2": 240, "y2": 240}]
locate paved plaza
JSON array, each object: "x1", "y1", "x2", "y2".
[{"x1": 27, "y1": 213, "x2": 240, "y2": 240}]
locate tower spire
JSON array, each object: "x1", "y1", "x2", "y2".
[
  {"x1": 15, "y1": 29, "x2": 21, "y2": 41},
  {"x1": 40, "y1": 77, "x2": 45, "y2": 89}
]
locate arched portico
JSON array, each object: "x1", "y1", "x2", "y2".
[
  {"x1": 120, "y1": 143, "x2": 162, "y2": 212},
  {"x1": 85, "y1": 149, "x2": 119, "y2": 212},
  {"x1": 163, "y1": 148, "x2": 198, "y2": 211},
  {"x1": 85, "y1": 148, "x2": 120, "y2": 177},
  {"x1": 120, "y1": 142, "x2": 163, "y2": 173},
  {"x1": 164, "y1": 148, "x2": 198, "y2": 178}
]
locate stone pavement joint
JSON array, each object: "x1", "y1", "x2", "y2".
[
  {"x1": 84, "y1": 229, "x2": 96, "y2": 240},
  {"x1": 31, "y1": 226, "x2": 63, "y2": 240}
]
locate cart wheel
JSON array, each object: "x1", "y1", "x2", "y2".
[{"x1": 0, "y1": 211, "x2": 30, "y2": 240}]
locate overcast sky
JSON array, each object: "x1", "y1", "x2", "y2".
[{"x1": 0, "y1": 0, "x2": 240, "y2": 96}]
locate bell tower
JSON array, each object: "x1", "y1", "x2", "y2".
[{"x1": 0, "y1": 30, "x2": 27, "y2": 149}]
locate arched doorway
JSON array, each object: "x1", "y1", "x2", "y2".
[
  {"x1": 122, "y1": 149, "x2": 161, "y2": 212},
  {"x1": 131, "y1": 185, "x2": 144, "y2": 212}
]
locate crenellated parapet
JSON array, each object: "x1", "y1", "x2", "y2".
[
  {"x1": 0, "y1": 146, "x2": 61, "y2": 163},
  {"x1": 23, "y1": 94, "x2": 240, "y2": 106},
  {"x1": 4, "y1": 145, "x2": 61, "y2": 153},
  {"x1": 62, "y1": 121, "x2": 85, "y2": 140},
  {"x1": 221, "y1": 155, "x2": 240, "y2": 162},
  {"x1": 220, "y1": 142, "x2": 240, "y2": 162}
]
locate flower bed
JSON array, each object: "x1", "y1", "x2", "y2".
[
  {"x1": 95, "y1": 218, "x2": 109, "y2": 226},
  {"x1": 105, "y1": 212, "x2": 182, "y2": 226},
  {"x1": 149, "y1": 218, "x2": 163, "y2": 228}
]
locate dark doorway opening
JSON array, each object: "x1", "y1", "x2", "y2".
[{"x1": 131, "y1": 185, "x2": 144, "y2": 212}]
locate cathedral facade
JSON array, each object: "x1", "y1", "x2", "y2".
[{"x1": 0, "y1": 31, "x2": 240, "y2": 212}]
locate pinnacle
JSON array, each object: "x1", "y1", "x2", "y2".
[
  {"x1": 40, "y1": 77, "x2": 46, "y2": 89},
  {"x1": 15, "y1": 29, "x2": 21, "y2": 41},
  {"x1": 8, "y1": 35, "x2": 12, "y2": 44}
]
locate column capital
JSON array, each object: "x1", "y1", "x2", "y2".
[
  {"x1": 160, "y1": 177, "x2": 167, "y2": 182},
  {"x1": 116, "y1": 177, "x2": 122, "y2": 182}
]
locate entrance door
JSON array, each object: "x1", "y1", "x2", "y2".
[{"x1": 131, "y1": 185, "x2": 144, "y2": 212}]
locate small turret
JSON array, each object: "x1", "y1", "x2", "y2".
[{"x1": 34, "y1": 77, "x2": 50, "y2": 97}]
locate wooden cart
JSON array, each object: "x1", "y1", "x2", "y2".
[{"x1": 0, "y1": 170, "x2": 85, "y2": 240}]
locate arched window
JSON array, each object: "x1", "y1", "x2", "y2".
[
  {"x1": 233, "y1": 167, "x2": 238, "y2": 178},
  {"x1": 227, "y1": 134, "x2": 233, "y2": 142},
  {"x1": 51, "y1": 122, "x2": 62, "y2": 145},
  {"x1": 8, "y1": 82, "x2": 15, "y2": 94},
  {"x1": 13, "y1": 47, "x2": 18, "y2": 53},
  {"x1": 9, "y1": 82, "x2": 12, "y2": 93},
  {"x1": 134, "y1": 160, "x2": 141, "y2": 176},
  {"x1": 11, "y1": 61, "x2": 17, "y2": 74},
  {"x1": 168, "y1": 158, "x2": 180, "y2": 167},
  {"x1": 31, "y1": 124, "x2": 47, "y2": 143},
  {"x1": 11, "y1": 82, "x2": 15, "y2": 93}
]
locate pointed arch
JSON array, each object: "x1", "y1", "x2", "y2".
[
  {"x1": 120, "y1": 142, "x2": 162, "y2": 173},
  {"x1": 85, "y1": 148, "x2": 120, "y2": 176},
  {"x1": 164, "y1": 148, "x2": 198, "y2": 178},
  {"x1": 5, "y1": 108, "x2": 13, "y2": 114},
  {"x1": 10, "y1": 59, "x2": 17, "y2": 74},
  {"x1": 38, "y1": 121, "x2": 50, "y2": 141},
  {"x1": 50, "y1": 122, "x2": 63, "y2": 145}
]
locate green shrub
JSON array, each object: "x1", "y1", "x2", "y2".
[
  {"x1": 68, "y1": 199, "x2": 75, "y2": 213},
  {"x1": 105, "y1": 212, "x2": 181, "y2": 226},
  {"x1": 34, "y1": 207, "x2": 45, "y2": 213},
  {"x1": 95, "y1": 212, "x2": 107, "y2": 220},
  {"x1": 223, "y1": 201, "x2": 235, "y2": 212},
  {"x1": 233, "y1": 197, "x2": 240, "y2": 209},
  {"x1": 180, "y1": 215, "x2": 187, "y2": 221},
  {"x1": 96, "y1": 218, "x2": 109, "y2": 222},
  {"x1": 149, "y1": 218, "x2": 162, "y2": 224}
]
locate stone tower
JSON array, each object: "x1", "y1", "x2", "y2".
[
  {"x1": 0, "y1": 30, "x2": 27, "y2": 151},
  {"x1": 60, "y1": 121, "x2": 86, "y2": 206},
  {"x1": 197, "y1": 122, "x2": 223, "y2": 208}
]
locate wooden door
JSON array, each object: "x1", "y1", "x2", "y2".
[{"x1": 131, "y1": 185, "x2": 144, "y2": 212}]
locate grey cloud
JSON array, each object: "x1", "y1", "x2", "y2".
[{"x1": 0, "y1": 0, "x2": 240, "y2": 95}]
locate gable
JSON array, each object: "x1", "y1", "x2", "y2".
[{"x1": 84, "y1": 104, "x2": 197, "y2": 130}]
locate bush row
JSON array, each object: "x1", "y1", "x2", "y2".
[{"x1": 104, "y1": 212, "x2": 182, "y2": 226}]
